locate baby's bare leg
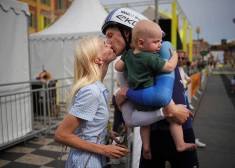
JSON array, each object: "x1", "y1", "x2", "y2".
[
  {"x1": 167, "y1": 119, "x2": 196, "y2": 152},
  {"x1": 140, "y1": 125, "x2": 152, "y2": 160}
]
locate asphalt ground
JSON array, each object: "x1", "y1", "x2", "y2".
[{"x1": 192, "y1": 74, "x2": 235, "y2": 168}]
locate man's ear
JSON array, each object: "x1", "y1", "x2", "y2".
[
  {"x1": 94, "y1": 57, "x2": 103, "y2": 65},
  {"x1": 137, "y1": 39, "x2": 144, "y2": 49},
  {"x1": 124, "y1": 30, "x2": 131, "y2": 39}
]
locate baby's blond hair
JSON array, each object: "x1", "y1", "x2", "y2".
[{"x1": 132, "y1": 20, "x2": 162, "y2": 48}]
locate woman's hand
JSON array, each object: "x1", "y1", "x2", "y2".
[
  {"x1": 101, "y1": 145, "x2": 130, "y2": 159},
  {"x1": 162, "y1": 103, "x2": 194, "y2": 125}
]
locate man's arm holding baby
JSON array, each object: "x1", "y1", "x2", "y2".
[{"x1": 116, "y1": 88, "x2": 193, "y2": 125}]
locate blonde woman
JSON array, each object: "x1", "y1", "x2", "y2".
[{"x1": 54, "y1": 36, "x2": 130, "y2": 168}]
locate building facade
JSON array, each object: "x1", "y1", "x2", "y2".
[
  {"x1": 223, "y1": 41, "x2": 235, "y2": 64},
  {"x1": 186, "y1": 39, "x2": 210, "y2": 61},
  {"x1": 18, "y1": 0, "x2": 73, "y2": 34},
  {"x1": 210, "y1": 40, "x2": 235, "y2": 64}
]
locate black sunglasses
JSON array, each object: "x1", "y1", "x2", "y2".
[{"x1": 178, "y1": 57, "x2": 185, "y2": 60}]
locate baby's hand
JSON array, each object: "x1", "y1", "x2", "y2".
[{"x1": 170, "y1": 48, "x2": 178, "y2": 58}]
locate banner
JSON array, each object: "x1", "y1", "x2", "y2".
[{"x1": 190, "y1": 72, "x2": 201, "y2": 98}]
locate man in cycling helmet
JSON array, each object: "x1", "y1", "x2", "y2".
[{"x1": 102, "y1": 8, "x2": 199, "y2": 168}]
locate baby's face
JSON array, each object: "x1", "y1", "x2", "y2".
[{"x1": 142, "y1": 30, "x2": 162, "y2": 53}]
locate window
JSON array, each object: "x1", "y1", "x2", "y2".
[
  {"x1": 57, "y1": 0, "x2": 64, "y2": 9},
  {"x1": 41, "y1": 0, "x2": 50, "y2": 6},
  {"x1": 41, "y1": 0, "x2": 46, "y2": 4},
  {"x1": 29, "y1": 14, "x2": 32, "y2": 27},
  {"x1": 68, "y1": 1, "x2": 72, "y2": 7},
  {"x1": 29, "y1": 12, "x2": 37, "y2": 29},
  {"x1": 33, "y1": 14, "x2": 37, "y2": 28},
  {"x1": 44, "y1": 17, "x2": 51, "y2": 27},
  {"x1": 44, "y1": 17, "x2": 47, "y2": 26}
]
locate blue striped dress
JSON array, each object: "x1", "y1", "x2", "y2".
[{"x1": 66, "y1": 81, "x2": 109, "y2": 168}]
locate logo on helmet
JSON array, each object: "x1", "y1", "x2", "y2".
[
  {"x1": 121, "y1": 10, "x2": 141, "y2": 20},
  {"x1": 116, "y1": 15, "x2": 137, "y2": 26}
]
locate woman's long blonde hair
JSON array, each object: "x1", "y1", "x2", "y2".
[{"x1": 68, "y1": 36, "x2": 100, "y2": 105}]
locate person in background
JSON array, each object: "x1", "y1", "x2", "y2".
[
  {"x1": 178, "y1": 50, "x2": 191, "y2": 90},
  {"x1": 231, "y1": 75, "x2": 235, "y2": 93},
  {"x1": 110, "y1": 81, "x2": 127, "y2": 165},
  {"x1": 178, "y1": 49, "x2": 206, "y2": 148},
  {"x1": 185, "y1": 55, "x2": 191, "y2": 76},
  {"x1": 54, "y1": 36, "x2": 130, "y2": 168},
  {"x1": 112, "y1": 82, "x2": 124, "y2": 132}
]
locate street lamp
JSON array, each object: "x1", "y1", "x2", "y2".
[
  {"x1": 196, "y1": 26, "x2": 201, "y2": 60},
  {"x1": 155, "y1": 0, "x2": 159, "y2": 23},
  {"x1": 196, "y1": 26, "x2": 200, "y2": 40}
]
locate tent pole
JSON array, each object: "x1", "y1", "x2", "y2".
[
  {"x1": 155, "y1": 0, "x2": 159, "y2": 23},
  {"x1": 27, "y1": 15, "x2": 32, "y2": 80}
]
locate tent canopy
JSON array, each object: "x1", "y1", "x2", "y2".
[
  {"x1": 29, "y1": 0, "x2": 111, "y2": 86},
  {"x1": 0, "y1": 0, "x2": 30, "y2": 83},
  {"x1": 0, "y1": 0, "x2": 30, "y2": 16},
  {"x1": 30, "y1": 0, "x2": 108, "y2": 40},
  {"x1": 0, "y1": 0, "x2": 32, "y2": 147},
  {"x1": 141, "y1": 6, "x2": 169, "y2": 21}
]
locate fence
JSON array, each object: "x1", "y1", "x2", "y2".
[{"x1": 0, "y1": 77, "x2": 73, "y2": 150}]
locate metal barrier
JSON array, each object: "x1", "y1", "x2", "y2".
[
  {"x1": 0, "y1": 76, "x2": 133, "y2": 167},
  {"x1": 0, "y1": 77, "x2": 73, "y2": 150}
]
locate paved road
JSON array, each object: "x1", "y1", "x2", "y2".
[{"x1": 193, "y1": 74, "x2": 235, "y2": 168}]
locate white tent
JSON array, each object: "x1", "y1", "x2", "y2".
[
  {"x1": 142, "y1": 6, "x2": 169, "y2": 21},
  {"x1": 30, "y1": 0, "x2": 108, "y2": 80},
  {"x1": 0, "y1": 0, "x2": 30, "y2": 83},
  {"x1": 0, "y1": 0, "x2": 31, "y2": 146}
]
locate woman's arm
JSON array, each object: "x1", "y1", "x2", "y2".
[{"x1": 54, "y1": 114, "x2": 129, "y2": 158}]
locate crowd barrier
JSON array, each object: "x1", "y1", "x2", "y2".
[
  {"x1": 0, "y1": 77, "x2": 73, "y2": 150},
  {"x1": 187, "y1": 65, "x2": 212, "y2": 110}
]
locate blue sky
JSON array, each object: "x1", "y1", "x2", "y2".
[{"x1": 101, "y1": 0, "x2": 235, "y2": 45}]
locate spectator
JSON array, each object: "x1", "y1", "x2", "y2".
[
  {"x1": 178, "y1": 50, "x2": 206, "y2": 148},
  {"x1": 231, "y1": 75, "x2": 235, "y2": 93},
  {"x1": 112, "y1": 82, "x2": 124, "y2": 132}
]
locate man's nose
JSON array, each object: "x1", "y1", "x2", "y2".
[{"x1": 106, "y1": 39, "x2": 111, "y2": 45}]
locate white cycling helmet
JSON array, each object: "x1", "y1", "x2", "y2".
[
  {"x1": 102, "y1": 8, "x2": 165, "y2": 50},
  {"x1": 102, "y1": 8, "x2": 148, "y2": 34}
]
